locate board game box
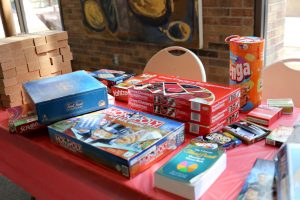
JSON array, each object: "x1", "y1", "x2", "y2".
[
  {"x1": 266, "y1": 126, "x2": 294, "y2": 147},
  {"x1": 48, "y1": 105, "x2": 185, "y2": 178},
  {"x1": 129, "y1": 97, "x2": 240, "y2": 126},
  {"x1": 187, "y1": 110, "x2": 239, "y2": 135},
  {"x1": 267, "y1": 98, "x2": 294, "y2": 114},
  {"x1": 88, "y1": 69, "x2": 134, "y2": 92},
  {"x1": 246, "y1": 105, "x2": 282, "y2": 126},
  {"x1": 24, "y1": 71, "x2": 108, "y2": 124},
  {"x1": 223, "y1": 120, "x2": 271, "y2": 144},
  {"x1": 8, "y1": 104, "x2": 45, "y2": 134},
  {"x1": 111, "y1": 73, "x2": 157, "y2": 102},
  {"x1": 128, "y1": 74, "x2": 240, "y2": 114}
]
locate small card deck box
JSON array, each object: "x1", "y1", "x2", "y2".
[
  {"x1": 246, "y1": 105, "x2": 282, "y2": 126},
  {"x1": 24, "y1": 71, "x2": 108, "y2": 124}
]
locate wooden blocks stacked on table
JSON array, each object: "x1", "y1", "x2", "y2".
[{"x1": 0, "y1": 30, "x2": 73, "y2": 108}]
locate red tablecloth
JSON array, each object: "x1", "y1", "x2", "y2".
[{"x1": 0, "y1": 107, "x2": 299, "y2": 200}]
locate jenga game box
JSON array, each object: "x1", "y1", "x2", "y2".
[
  {"x1": 88, "y1": 69, "x2": 134, "y2": 93},
  {"x1": 127, "y1": 74, "x2": 240, "y2": 135},
  {"x1": 8, "y1": 104, "x2": 45, "y2": 134},
  {"x1": 111, "y1": 73, "x2": 157, "y2": 102}
]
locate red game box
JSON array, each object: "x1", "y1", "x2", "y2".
[
  {"x1": 129, "y1": 97, "x2": 240, "y2": 126},
  {"x1": 8, "y1": 104, "x2": 45, "y2": 134},
  {"x1": 186, "y1": 110, "x2": 240, "y2": 135},
  {"x1": 111, "y1": 73, "x2": 157, "y2": 102},
  {"x1": 128, "y1": 74, "x2": 240, "y2": 114},
  {"x1": 246, "y1": 105, "x2": 282, "y2": 126}
]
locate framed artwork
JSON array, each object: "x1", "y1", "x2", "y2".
[{"x1": 81, "y1": 0, "x2": 203, "y2": 48}]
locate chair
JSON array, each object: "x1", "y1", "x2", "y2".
[
  {"x1": 144, "y1": 46, "x2": 207, "y2": 82},
  {"x1": 262, "y1": 59, "x2": 300, "y2": 107}
]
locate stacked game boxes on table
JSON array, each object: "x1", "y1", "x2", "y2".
[
  {"x1": 127, "y1": 73, "x2": 241, "y2": 135},
  {"x1": 48, "y1": 105, "x2": 185, "y2": 178},
  {"x1": 0, "y1": 30, "x2": 73, "y2": 108}
]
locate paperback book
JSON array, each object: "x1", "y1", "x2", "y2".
[
  {"x1": 154, "y1": 143, "x2": 226, "y2": 200},
  {"x1": 237, "y1": 159, "x2": 276, "y2": 200},
  {"x1": 48, "y1": 105, "x2": 185, "y2": 178}
]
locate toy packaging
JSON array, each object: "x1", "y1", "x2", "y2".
[
  {"x1": 226, "y1": 36, "x2": 264, "y2": 113},
  {"x1": 8, "y1": 104, "x2": 45, "y2": 134},
  {"x1": 128, "y1": 74, "x2": 240, "y2": 114},
  {"x1": 48, "y1": 105, "x2": 185, "y2": 178},
  {"x1": 187, "y1": 110, "x2": 239, "y2": 135},
  {"x1": 267, "y1": 98, "x2": 294, "y2": 114},
  {"x1": 88, "y1": 69, "x2": 134, "y2": 92},
  {"x1": 24, "y1": 71, "x2": 108, "y2": 124},
  {"x1": 237, "y1": 159, "x2": 276, "y2": 200},
  {"x1": 246, "y1": 105, "x2": 282, "y2": 126},
  {"x1": 265, "y1": 126, "x2": 294, "y2": 147},
  {"x1": 223, "y1": 120, "x2": 271, "y2": 144},
  {"x1": 129, "y1": 97, "x2": 240, "y2": 126},
  {"x1": 111, "y1": 73, "x2": 157, "y2": 102}
]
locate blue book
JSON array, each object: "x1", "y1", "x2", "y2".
[
  {"x1": 24, "y1": 71, "x2": 108, "y2": 124},
  {"x1": 154, "y1": 144, "x2": 226, "y2": 199}
]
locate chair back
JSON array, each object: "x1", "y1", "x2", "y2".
[
  {"x1": 144, "y1": 46, "x2": 206, "y2": 82},
  {"x1": 262, "y1": 59, "x2": 300, "y2": 107}
]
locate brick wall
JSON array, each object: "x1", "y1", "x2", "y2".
[
  {"x1": 61, "y1": 0, "x2": 254, "y2": 84},
  {"x1": 265, "y1": 0, "x2": 286, "y2": 67}
]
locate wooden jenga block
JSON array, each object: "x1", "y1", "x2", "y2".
[
  {"x1": 9, "y1": 35, "x2": 35, "y2": 48},
  {"x1": 28, "y1": 70, "x2": 40, "y2": 80},
  {"x1": 24, "y1": 46, "x2": 38, "y2": 63},
  {"x1": 27, "y1": 61, "x2": 40, "y2": 72},
  {"x1": 14, "y1": 57, "x2": 27, "y2": 67},
  {"x1": 0, "y1": 77, "x2": 17, "y2": 88},
  {"x1": 62, "y1": 53, "x2": 73, "y2": 62},
  {"x1": 0, "y1": 61, "x2": 14, "y2": 71},
  {"x1": 33, "y1": 36, "x2": 47, "y2": 46},
  {"x1": 59, "y1": 45, "x2": 71, "y2": 55},
  {"x1": 0, "y1": 68, "x2": 16, "y2": 79},
  {"x1": 16, "y1": 64, "x2": 29, "y2": 74},
  {"x1": 1, "y1": 92, "x2": 22, "y2": 103},
  {"x1": 0, "y1": 84, "x2": 20, "y2": 95},
  {"x1": 61, "y1": 64, "x2": 72, "y2": 74},
  {"x1": 57, "y1": 40, "x2": 68, "y2": 48},
  {"x1": 35, "y1": 42, "x2": 58, "y2": 54},
  {"x1": 38, "y1": 54, "x2": 51, "y2": 68},
  {"x1": 39, "y1": 66, "x2": 53, "y2": 77},
  {"x1": 17, "y1": 72, "x2": 30, "y2": 83},
  {"x1": 21, "y1": 87, "x2": 32, "y2": 104},
  {"x1": 47, "y1": 49, "x2": 60, "y2": 57},
  {"x1": 45, "y1": 31, "x2": 68, "y2": 43},
  {"x1": 50, "y1": 55, "x2": 63, "y2": 65}
]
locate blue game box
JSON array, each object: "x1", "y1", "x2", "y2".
[
  {"x1": 48, "y1": 105, "x2": 185, "y2": 178},
  {"x1": 24, "y1": 71, "x2": 108, "y2": 124}
]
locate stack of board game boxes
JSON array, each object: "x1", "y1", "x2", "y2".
[
  {"x1": 0, "y1": 30, "x2": 73, "y2": 108},
  {"x1": 22, "y1": 71, "x2": 185, "y2": 178},
  {"x1": 127, "y1": 74, "x2": 241, "y2": 135}
]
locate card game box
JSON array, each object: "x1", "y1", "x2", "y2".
[
  {"x1": 48, "y1": 105, "x2": 185, "y2": 178},
  {"x1": 190, "y1": 131, "x2": 242, "y2": 150},
  {"x1": 111, "y1": 73, "x2": 157, "y2": 102},
  {"x1": 88, "y1": 69, "x2": 134, "y2": 91},
  {"x1": 187, "y1": 110, "x2": 240, "y2": 135},
  {"x1": 265, "y1": 126, "x2": 294, "y2": 147},
  {"x1": 223, "y1": 120, "x2": 271, "y2": 144},
  {"x1": 129, "y1": 97, "x2": 240, "y2": 126},
  {"x1": 267, "y1": 98, "x2": 294, "y2": 114},
  {"x1": 246, "y1": 105, "x2": 282, "y2": 126},
  {"x1": 8, "y1": 104, "x2": 45, "y2": 134},
  {"x1": 128, "y1": 74, "x2": 240, "y2": 114},
  {"x1": 24, "y1": 71, "x2": 108, "y2": 124}
]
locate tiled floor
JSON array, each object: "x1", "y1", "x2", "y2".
[{"x1": 0, "y1": 175, "x2": 31, "y2": 200}]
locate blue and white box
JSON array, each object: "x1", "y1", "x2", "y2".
[{"x1": 24, "y1": 71, "x2": 108, "y2": 124}]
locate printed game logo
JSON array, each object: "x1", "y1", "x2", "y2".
[
  {"x1": 140, "y1": 142, "x2": 169, "y2": 165},
  {"x1": 230, "y1": 63, "x2": 251, "y2": 83},
  {"x1": 112, "y1": 90, "x2": 128, "y2": 97},
  {"x1": 19, "y1": 121, "x2": 40, "y2": 133},
  {"x1": 54, "y1": 135, "x2": 82, "y2": 153},
  {"x1": 104, "y1": 107, "x2": 164, "y2": 128}
]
